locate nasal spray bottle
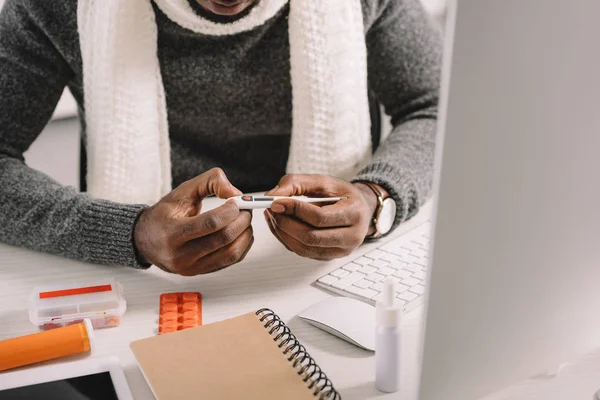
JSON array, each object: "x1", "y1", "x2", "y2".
[{"x1": 375, "y1": 278, "x2": 402, "y2": 393}]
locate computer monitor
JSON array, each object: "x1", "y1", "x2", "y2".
[{"x1": 419, "y1": 0, "x2": 600, "y2": 399}]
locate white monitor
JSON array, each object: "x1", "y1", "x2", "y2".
[{"x1": 419, "y1": 0, "x2": 600, "y2": 399}]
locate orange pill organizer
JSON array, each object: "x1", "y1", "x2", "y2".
[{"x1": 158, "y1": 292, "x2": 202, "y2": 335}]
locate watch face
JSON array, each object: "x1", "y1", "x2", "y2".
[{"x1": 376, "y1": 198, "x2": 396, "y2": 235}]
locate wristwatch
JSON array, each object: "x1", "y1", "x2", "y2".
[{"x1": 360, "y1": 182, "x2": 397, "y2": 239}]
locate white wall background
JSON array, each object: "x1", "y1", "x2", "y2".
[{"x1": 0, "y1": 0, "x2": 80, "y2": 188}]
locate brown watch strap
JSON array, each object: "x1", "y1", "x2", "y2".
[
  {"x1": 358, "y1": 182, "x2": 390, "y2": 239},
  {"x1": 361, "y1": 181, "x2": 390, "y2": 201}
]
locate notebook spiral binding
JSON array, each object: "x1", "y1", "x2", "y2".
[{"x1": 256, "y1": 309, "x2": 342, "y2": 400}]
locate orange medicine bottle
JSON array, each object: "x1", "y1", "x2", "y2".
[{"x1": 0, "y1": 320, "x2": 93, "y2": 372}]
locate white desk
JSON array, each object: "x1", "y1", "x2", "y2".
[
  {"x1": 1, "y1": 199, "x2": 600, "y2": 400},
  {"x1": 0, "y1": 198, "x2": 429, "y2": 400}
]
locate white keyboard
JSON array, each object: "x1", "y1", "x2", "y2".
[{"x1": 315, "y1": 221, "x2": 432, "y2": 313}]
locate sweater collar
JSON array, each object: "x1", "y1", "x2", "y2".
[{"x1": 154, "y1": 0, "x2": 288, "y2": 36}]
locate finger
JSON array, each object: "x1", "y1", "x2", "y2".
[
  {"x1": 171, "y1": 168, "x2": 243, "y2": 202},
  {"x1": 172, "y1": 200, "x2": 240, "y2": 243},
  {"x1": 180, "y1": 227, "x2": 254, "y2": 276},
  {"x1": 180, "y1": 210, "x2": 252, "y2": 260},
  {"x1": 270, "y1": 214, "x2": 362, "y2": 249},
  {"x1": 272, "y1": 226, "x2": 349, "y2": 261},
  {"x1": 270, "y1": 198, "x2": 360, "y2": 228},
  {"x1": 191, "y1": 230, "x2": 255, "y2": 275},
  {"x1": 266, "y1": 174, "x2": 343, "y2": 197},
  {"x1": 264, "y1": 210, "x2": 293, "y2": 252}
]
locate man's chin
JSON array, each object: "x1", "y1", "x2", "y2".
[{"x1": 200, "y1": 0, "x2": 251, "y2": 17}]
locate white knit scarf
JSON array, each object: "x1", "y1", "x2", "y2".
[{"x1": 77, "y1": 0, "x2": 371, "y2": 204}]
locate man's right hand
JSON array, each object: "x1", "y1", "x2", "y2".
[{"x1": 133, "y1": 168, "x2": 253, "y2": 276}]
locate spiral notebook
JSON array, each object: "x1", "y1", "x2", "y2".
[{"x1": 130, "y1": 309, "x2": 340, "y2": 400}]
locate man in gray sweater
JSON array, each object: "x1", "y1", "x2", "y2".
[{"x1": 0, "y1": 0, "x2": 441, "y2": 276}]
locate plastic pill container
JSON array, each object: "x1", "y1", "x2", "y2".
[{"x1": 29, "y1": 279, "x2": 126, "y2": 330}]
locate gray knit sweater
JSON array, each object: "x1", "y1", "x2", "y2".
[{"x1": 0, "y1": 0, "x2": 442, "y2": 268}]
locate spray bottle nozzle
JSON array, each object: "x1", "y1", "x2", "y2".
[
  {"x1": 383, "y1": 278, "x2": 396, "y2": 307},
  {"x1": 377, "y1": 278, "x2": 402, "y2": 328}
]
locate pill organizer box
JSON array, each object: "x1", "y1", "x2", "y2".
[
  {"x1": 29, "y1": 279, "x2": 126, "y2": 330},
  {"x1": 158, "y1": 292, "x2": 202, "y2": 335}
]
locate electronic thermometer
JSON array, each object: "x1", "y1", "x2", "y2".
[{"x1": 229, "y1": 195, "x2": 344, "y2": 210}]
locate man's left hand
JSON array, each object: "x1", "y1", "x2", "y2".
[{"x1": 264, "y1": 174, "x2": 379, "y2": 261}]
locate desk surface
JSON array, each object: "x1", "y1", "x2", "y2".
[{"x1": 1, "y1": 199, "x2": 600, "y2": 400}]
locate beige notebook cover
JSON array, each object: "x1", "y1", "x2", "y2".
[{"x1": 130, "y1": 310, "x2": 339, "y2": 400}]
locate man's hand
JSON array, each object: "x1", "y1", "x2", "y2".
[
  {"x1": 134, "y1": 168, "x2": 254, "y2": 276},
  {"x1": 264, "y1": 174, "x2": 379, "y2": 261}
]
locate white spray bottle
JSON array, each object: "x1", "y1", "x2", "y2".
[{"x1": 375, "y1": 278, "x2": 402, "y2": 393}]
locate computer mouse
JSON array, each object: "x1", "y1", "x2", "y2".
[{"x1": 299, "y1": 297, "x2": 376, "y2": 351}]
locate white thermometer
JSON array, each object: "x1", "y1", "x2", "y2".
[{"x1": 229, "y1": 195, "x2": 344, "y2": 210}]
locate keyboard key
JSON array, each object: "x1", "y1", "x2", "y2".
[
  {"x1": 372, "y1": 293, "x2": 385, "y2": 302},
  {"x1": 398, "y1": 291, "x2": 418, "y2": 302},
  {"x1": 342, "y1": 263, "x2": 362, "y2": 272},
  {"x1": 354, "y1": 257, "x2": 371, "y2": 265},
  {"x1": 388, "y1": 261, "x2": 409, "y2": 270},
  {"x1": 398, "y1": 254, "x2": 419, "y2": 264},
  {"x1": 393, "y1": 269, "x2": 412, "y2": 279},
  {"x1": 401, "y1": 242, "x2": 421, "y2": 251},
  {"x1": 317, "y1": 275, "x2": 338, "y2": 286},
  {"x1": 412, "y1": 271, "x2": 427, "y2": 280},
  {"x1": 379, "y1": 237, "x2": 405, "y2": 252},
  {"x1": 394, "y1": 283, "x2": 409, "y2": 294},
  {"x1": 370, "y1": 259, "x2": 389, "y2": 268},
  {"x1": 330, "y1": 269, "x2": 350, "y2": 278},
  {"x1": 344, "y1": 285, "x2": 378, "y2": 300},
  {"x1": 386, "y1": 276, "x2": 402, "y2": 284},
  {"x1": 405, "y1": 263, "x2": 423, "y2": 272},
  {"x1": 389, "y1": 247, "x2": 412, "y2": 257},
  {"x1": 354, "y1": 279, "x2": 373, "y2": 289},
  {"x1": 371, "y1": 282, "x2": 384, "y2": 292},
  {"x1": 365, "y1": 273, "x2": 386, "y2": 282},
  {"x1": 413, "y1": 258, "x2": 429, "y2": 267},
  {"x1": 401, "y1": 277, "x2": 421, "y2": 287},
  {"x1": 374, "y1": 293, "x2": 408, "y2": 306},
  {"x1": 380, "y1": 253, "x2": 398, "y2": 263},
  {"x1": 331, "y1": 272, "x2": 367, "y2": 289},
  {"x1": 413, "y1": 236, "x2": 429, "y2": 244},
  {"x1": 376, "y1": 267, "x2": 395, "y2": 276},
  {"x1": 358, "y1": 266, "x2": 377, "y2": 275},
  {"x1": 410, "y1": 249, "x2": 428, "y2": 258},
  {"x1": 365, "y1": 249, "x2": 387, "y2": 259},
  {"x1": 410, "y1": 285, "x2": 426, "y2": 295}
]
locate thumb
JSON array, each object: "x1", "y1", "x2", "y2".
[
  {"x1": 265, "y1": 184, "x2": 286, "y2": 196},
  {"x1": 174, "y1": 168, "x2": 242, "y2": 202},
  {"x1": 266, "y1": 174, "x2": 330, "y2": 197},
  {"x1": 201, "y1": 168, "x2": 243, "y2": 199},
  {"x1": 265, "y1": 175, "x2": 302, "y2": 196}
]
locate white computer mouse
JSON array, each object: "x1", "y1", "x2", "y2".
[{"x1": 299, "y1": 297, "x2": 376, "y2": 351}]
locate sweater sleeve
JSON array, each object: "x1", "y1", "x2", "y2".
[
  {"x1": 352, "y1": 0, "x2": 443, "y2": 232},
  {"x1": 0, "y1": 0, "x2": 148, "y2": 268}
]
